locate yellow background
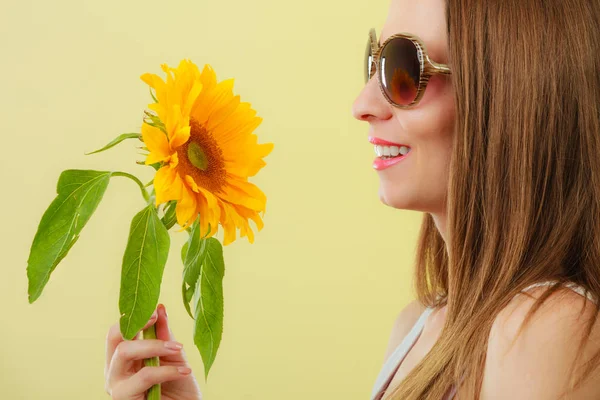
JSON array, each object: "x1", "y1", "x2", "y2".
[{"x1": 1, "y1": 0, "x2": 423, "y2": 398}]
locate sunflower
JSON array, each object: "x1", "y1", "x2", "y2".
[{"x1": 140, "y1": 59, "x2": 273, "y2": 245}]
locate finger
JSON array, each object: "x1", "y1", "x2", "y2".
[
  {"x1": 105, "y1": 309, "x2": 158, "y2": 377},
  {"x1": 155, "y1": 303, "x2": 175, "y2": 341},
  {"x1": 106, "y1": 310, "x2": 158, "y2": 368},
  {"x1": 155, "y1": 303, "x2": 189, "y2": 363},
  {"x1": 110, "y1": 338, "x2": 185, "y2": 378},
  {"x1": 112, "y1": 365, "x2": 192, "y2": 399}
]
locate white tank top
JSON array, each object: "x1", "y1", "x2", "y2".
[{"x1": 370, "y1": 280, "x2": 598, "y2": 400}]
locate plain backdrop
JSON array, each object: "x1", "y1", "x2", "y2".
[{"x1": 1, "y1": 0, "x2": 424, "y2": 398}]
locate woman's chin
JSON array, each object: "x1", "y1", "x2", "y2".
[{"x1": 378, "y1": 188, "x2": 413, "y2": 210}]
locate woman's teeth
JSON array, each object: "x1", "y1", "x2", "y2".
[{"x1": 374, "y1": 145, "x2": 411, "y2": 158}]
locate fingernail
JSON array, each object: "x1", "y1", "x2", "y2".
[
  {"x1": 178, "y1": 367, "x2": 192, "y2": 374},
  {"x1": 165, "y1": 341, "x2": 183, "y2": 350}
]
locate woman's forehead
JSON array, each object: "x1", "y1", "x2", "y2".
[{"x1": 381, "y1": 0, "x2": 448, "y2": 62}]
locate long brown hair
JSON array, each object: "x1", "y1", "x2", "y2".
[{"x1": 384, "y1": 0, "x2": 600, "y2": 398}]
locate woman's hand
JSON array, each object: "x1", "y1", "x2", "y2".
[{"x1": 105, "y1": 303, "x2": 203, "y2": 400}]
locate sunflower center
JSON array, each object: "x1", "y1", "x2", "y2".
[
  {"x1": 187, "y1": 142, "x2": 208, "y2": 171},
  {"x1": 177, "y1": 118, "x2": 227, "y2": 194}
]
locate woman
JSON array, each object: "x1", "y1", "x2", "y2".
[
  {"x1": 104, "y1": 0, "x2": 600, "y2": 398},
  {"x1": 353, "y1": 0, "x2": 600, "y2": 398}
]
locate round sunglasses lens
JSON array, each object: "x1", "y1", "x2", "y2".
[
  {"x1": 380, "y1": 38, "x2": 421, "y2": 106},
  {"x1": 364, "y1": 37, "x2": 373, "y2": 84}
]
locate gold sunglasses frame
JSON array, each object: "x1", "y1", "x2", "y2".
[{"x1": 366, "y1": 28, "x2": 451, "y2": 108}]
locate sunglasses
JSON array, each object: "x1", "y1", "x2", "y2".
[{"x1": 365, "y1": 28, "x2": 451, "y2": 108}]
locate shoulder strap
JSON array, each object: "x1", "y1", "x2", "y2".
[
  {"x1": 521, "y1": 280, "x2": 598, "y2": 304},
  {"x1": 371, "y1": 307, "x2": 435, "y2": 400}
]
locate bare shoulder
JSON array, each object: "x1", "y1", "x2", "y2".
[
  {"x1": 383, "y1": 299, "x2": 428, "y2": 361},
  {"x1": 480, "y1": 285, "x2": 600, "y2": 399}
]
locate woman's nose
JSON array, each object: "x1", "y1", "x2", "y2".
[{"x1": 351, "y1": 77, "x2": 392, "y2": 122}]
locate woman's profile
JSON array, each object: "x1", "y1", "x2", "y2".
[
  {"x1": 103, "y1": 0, "x2": 600, "y2": 398},
  {"x1": 352, "y1": 0, "x2": 600, "y2": 398}
]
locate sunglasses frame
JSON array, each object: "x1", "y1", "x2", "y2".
[{"x1": 366, "y1": 28, "x2": 451, "y2": 108}]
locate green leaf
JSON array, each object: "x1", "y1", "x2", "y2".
[
  {"x1": 161, "y1": 200, "x2": 177, "y2": 230},
  {"x1": 119, "y1": 204, "x2": 171, "y2": 340},
  {"x1": 136, "y1": 160, "x2": 162, "y2": 171},
  {"x1": 181, "y1": 241, "x2": 189, "y2": 263},
  {"x1": 181, "y1": 219, "x2": 208, "y2": 319},
  {"x1": 149, "y1": 86, "x2": 158, "y2": 103},
  {"x1": 202, "y1": 222, "x2": 213, "y2": 239},
  {"x1": 27, "y1": 170, "x2": 112, "y2": 304},
  {"x1": 143, "y1": 111, "x2": 166, "y2": 134},
  {"x1": 192, "y1": 237, "x2": 225, "y2": 380},
  {"x1": 85, "y1": 133, "x2": 141, "y2": 155}
]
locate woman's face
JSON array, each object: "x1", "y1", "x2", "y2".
[{"x1": 352, "y1": 0, "x2": 455, "y2": 215}]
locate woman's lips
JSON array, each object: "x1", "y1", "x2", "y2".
[
  {"x1": 372, "y1": 150, "x2": 410, "y2": 170},
  {"x1": 368, "y1": 136, "x2": 411, "y2": 147},
  {"x1": 369, "y1": 136, "x2": 412, "y2": 171}
]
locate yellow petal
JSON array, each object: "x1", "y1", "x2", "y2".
[
  {"x1": 219, "y1": 177, "x2": 267, "y2": 211},
  {"x1": 234, "y1": 206, "x2": 254, "y2": 242},
  {"x1": 234, "y1": 203, "x2": 265, "y2": 232},
  {"x1": 228, "y1": 207, "x2": 252, "y2": 242},
  {"x1": 218, "y1": 114, "x2": 262, "y2": 147},
  {"x1": 195, "y1": 193, "x2": 212, "y2": 238},
  {"x1": 154, "y1": 163, "x2": 183, "y2": 205},
  {"x1": 223, "y1": 140, "x2": 273, "y2": 178},
  {"x1": 176, "y1": 184, "x2": 198, "y2": 230},
  {"x1": 191, "y1": 74, "x2": 232, "y2": 125},
  {"x1": 204, "y1": 79, "x2": 235, "y2": 117},
  {"x1": 184, "y1": 176, "x2": 222, "y2": 232},
  {"x1": 148, "y1": 103, "x2": 167, "y2": 122},
  {"x1": 205, "y1": 95, "x2": 241, "y2": 133},
  {"x1": 184, "y1": 80, "x2": 203, "y2": 117},
  {"x1": 246, "y1": 143, "x2": 274, "y2": 176},
  {"x1": 169, "y1": 151, "x2": 180, "y2": 168},
  {"x1": 170, "y1": 124, "x2": 191, "y2": 150},
  {"x1": 185, "y1": 175, "x2": 201, "y2": 193},
  {"x1": 140, "y1": 72, "x2": 167, "y2": 102},
  {"x1": 197, "y1": 185, "x2": 220, "y2": 212},
  {"x1": 142, "y1": 123, "x2": 172, "y2": 164},
  {"x1": 195, "y1": 193, "x2": 220, "y2": 239},
  {"x1": 219, "y1": 202, "x2": 237, "y2": 246},
  {"x1": 200, "y1": 64, "x2": 217, "y2": 91},
  {"x1": 163, "y1": 104, "x2": 190, "y2": 148}
]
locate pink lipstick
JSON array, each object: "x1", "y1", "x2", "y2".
[{"x1": 369, "y1": 136, "x2": 412, "y2": 171}]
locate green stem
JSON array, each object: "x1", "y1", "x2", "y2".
[
  {"x1": 113, "y1": 172, "x2": 151, "y2": 203},
  {"x1": 143, "y1": 324, "x2": 161, "y2": 400}
]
